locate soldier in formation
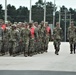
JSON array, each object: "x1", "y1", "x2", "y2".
[
  {"x1": 0, "y1": 20, "x2": 51, "y2": 57},
  {"x1": 1, "y1": 19, "x2": 76, "y2": 56}
]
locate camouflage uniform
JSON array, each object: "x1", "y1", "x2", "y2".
[
  {"x1": 38, "y1": 23, "x2": 46, "y2": 53},
  {"x1": 45, "y1": 22, "x2": 51, "y2": 52},
  {"x1": 0, "y1": 26, "x2": 3, "y2": 55},
  {"x1": 67, "y1": 24, "x2": 76, "y2": 54},
  {"x1": 34, "y1": 22, "x2": 39, "y2": 54},
  {"x1": 29, "y1": 23, "x2": 37, "y2": 56},
  {"x1": 16, "y1": 23, "x2": 24, "y2": 54},
  {"x1": 8, "y1": 24, "x2": 20, "y2": 56},
  {"x1": 2, "y1": 29, "x2": 9, "y2": 55},
  {"x1": 53, "y1": 23, "x2": 63, "y2": 55},
  {"x1": 3, "y1": 21, "x2": 12, "y2": 54},
  {"x1": 21, "y1": 23, "x2": 30, "y2": 56}
]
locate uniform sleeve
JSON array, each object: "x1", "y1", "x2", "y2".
[
  {"x1": 34, "y1": 29, "x2": 38, "y2": 40},
  {"x1": 49, "y1": 28, "x2": 51, "y2": 41},
  {"x1": 15, "y1": 30, "x2": 20, "y2": 41},
  {"x1": 53, "y1": 29, "x2": 55, "y2": 37}
]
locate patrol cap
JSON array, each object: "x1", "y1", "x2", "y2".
[
  {"x1": 41, "y1": 21, "x2": 44, "y2": 25},
  {"x1": 45, "y1": 22, "x2": 48, "y2": 24},
  {"x1": 24, "y1": 22, "x2": 28, "y2": 25},
  {"x1": 24, "y1": 22, "x2": 27, "y2": 24},
  {"x1": 29, "y1": 22, "x2": 32, "y2": 25},
  {"x1": 11, "y1": 24, "x2": 16, "y2": 27},
  {"x1": 18, "y1": 22, "x2": 22, "y2": 23},
  {"x1": 56, "y1": 22, "x2": 59, "y2": 25},
  {"x1": 34, "y1": 22, "x2": 38, "y2": 25},
  {"x1": 14, "y1": 22, "x2": 17, "y2": 24},
  {"x1": 29, "y1": 22, "x2": 33, "y2": 27}
]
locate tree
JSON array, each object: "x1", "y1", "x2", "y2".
[
  {"x1": 36, "y1": 0, "x2": 44, "y2": 7},
  {"x1": 17, "y1": 6, "x2": 29, "y2": 22},
  {"x1": 0, "y1": 4, "x2": 4, "y2": 19},
  {"x1": 46, "y1": 2, "x2": 54, "y2": 24},
  {"x1": 7, "y1": 4, "x2": 17, "y2": 22}
]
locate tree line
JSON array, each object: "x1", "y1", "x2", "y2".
[
  {"x1": 0, "y1": 0, "x2": 76, "y2": 41},
  {"x1": 0, "y1": 0, "x2": 76, "y2": 24}
]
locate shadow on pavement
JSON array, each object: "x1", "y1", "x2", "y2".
[{"x1": 0, "y1": 70, "x2": 76, "y2": 75}]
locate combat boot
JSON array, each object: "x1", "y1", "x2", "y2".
[
  {"x1": 24, "y1": 52, "x2": 28, "y2": 57},
  {"x1": 70, "y1": 51, "x2": 72, "y2": 54},
  {"x1": 56, "y1": 52, "x2": 59, "y2": 55}
]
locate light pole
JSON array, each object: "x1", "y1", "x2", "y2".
[
  {"x1": 69, "y1": 13, "x2": 71, "y2": 25},
  {"x1": 53, "y1": 0, "x2": 56, "y2": 29},
  {"x1": 5, "y1": 0, "x2": 7, "y2": 23},
  {"x1": 29, "y1": 0, "x2": 32, "y2": 22},
  {"x1": 44, "y1": 0, "x2": 46, "y2": 26},
  {"x1": 64, "y1": 9, "x2": 67, "y2": 42},
  {"x1": 59, "y1": 6, "x2": 61, "y2": 26}
]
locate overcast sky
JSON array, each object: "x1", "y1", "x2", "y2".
[{"x1": 0, "y1": 0, "x2": 76, "y2": 10}]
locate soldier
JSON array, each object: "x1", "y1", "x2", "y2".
[
  {"x1": 8, "y1": 24, "x2": 20, "y2": 56},
  {"x1": 67, "y1": 21, "x2": 76, "y2": 54},
  {"x1": 21, "y1": 22, "x2": 30, "y2": 57},
  {"x1": 38, "y1": 21, "x2": 46, "y2": 53},
  {"x1": 2, "y1": 26, "x2": 8, "y2": 55},
  {"x1": 34, "y1": 22, "x2": 39, "y2": 54},
  {"x1": 17, "y1": 22, "x2": 24, "y2": 54},
  {"x1": 0, "y1": 22, "x2": 4, "y2": 55},
  {"x1": 53, "y1": 22, "x2": 63, "y2": 55},
  {"x1": 45, "y1": 22, "x2": 51, "y2": 52},
  {"x1": 29, "y1": 22, "x2": 37, "y2": 56},
  {"x1": 2, "y1": 21, "x2": 12, "y2": 55}
]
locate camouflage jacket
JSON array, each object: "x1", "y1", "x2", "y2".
[
  {"x1": 21, "y1": 28, "x2": 30, "y2": 41},
  {"x1": 0, "y1": 27, "x2": 3, "y2": 41},
  {"x1": 67, "y1": 26, "x2": 76, "y2": 39},
  {"x1": 8, "y1": 29, "x2": 20, "y2": 42},
  {"x1": 53, "y1": 27, "x2": 63, "y2": 40}
]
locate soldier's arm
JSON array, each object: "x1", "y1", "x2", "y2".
[
  {"x1": 7, "y1": 30, "x2": 11, "y2": 38},
  {"x1": 49, "y1": 28, "x2": 52, "y2": 41},
  {"x1": 34, "y1": 29, "x2": 38, "y2": 41},
  {"x1": 2, "y1": 29, "x2": 4, "y2": 41},
  {"x1": 16, "y1": 31, "x2": 21, "y2": 41}
]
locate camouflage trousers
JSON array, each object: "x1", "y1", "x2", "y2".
[
  {"x1": 8, "y1": 41, "x2": 19, "y2": 56},
  {"x1": 24, "y1": 39, "x2": 29, "y2": 56},
  {"x1": 44, "y1": 36, "x2": 49, "y2": 51},
  {"x1": 53, "y1": 39, "x2": 61, "y2": 53},
  {"x1": 69, "y1": 38, "x2": 75, "y2": 44},
  {"x1": 38, "y1": 38, "x2": 42, "y2": 53},
  {"x1": 0, "y1": 40, "x2": 3, "y2": 53},
  {"x1": 29, "y1": 38, "x2": 35, "y2": 55},
  {"x1": 2, "y1": 40, "x2": 9, "y2": 54},
  {"x1": 34, "y1": 39, "x2": 39, "y2": 53},
  {"x1": 69, "y1": 38, "x2": 76, "y2": 53},
  {"x1": 39, "y1": 37, "x2": 45, "y2": 52}
]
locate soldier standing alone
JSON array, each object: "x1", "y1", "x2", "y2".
[
  {"x1": 53, "y1": 22, "x2": 63, "y2": 55},
  {"x1": 67, "y1": 21, "x2": 76, "y2": 54}
]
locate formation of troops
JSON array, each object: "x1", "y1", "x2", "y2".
[
  {"x1": 0, "y1": 20, "x2": 51, "y2": 57},
  {"x1": 0, "y1": 19, "x2": 76, "y2": 57}
]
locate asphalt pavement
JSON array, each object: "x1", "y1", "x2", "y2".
[{"x1": 0, "y1": 42, "x2": 76, "y2": 72}]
